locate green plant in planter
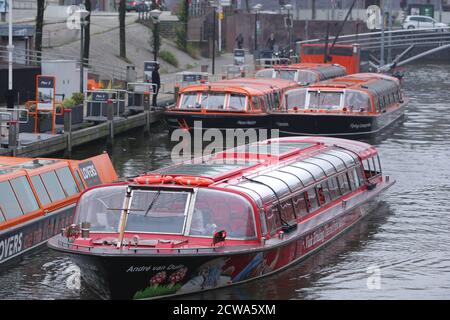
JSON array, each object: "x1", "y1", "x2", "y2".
[
  {"x1": 62, "y1": 97, "x2": 75, "y2": 109},
  {"x1": 72, "y1": 92, "x2": 84, "y2": 106}
]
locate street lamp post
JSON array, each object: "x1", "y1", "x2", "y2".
[
  {"x1": 253, "y1": 4, "x2": 262, "y2": 54},
  {"x1": 150, "y1": 9, "x2": 162, "y2": 62},
  {"x1": 283, "y1": 4, "x2": 293, "y2": 53},
  {"x1": 76, "y1": 7, "x2": 90, "y2": 93}
]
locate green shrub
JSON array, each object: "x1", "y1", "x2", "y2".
[
  {"x1": 72, "y1": 92, "x2": 84, "y2": 105},
  {"x1": 159, "y1": 50, "x2": 179, "y2": 67}
]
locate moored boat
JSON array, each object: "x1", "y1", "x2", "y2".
[
  {"x1": 255, "y1": 62, "x2": 347, "y2": 86},
  {"x1": 0, "y1": 153, "x2": 117, "y2": 267},
  {"x1": 164, "y1": 78, "x2": 298, "y2": 133},
  {"x1": 272, "y1": 73, "x2": 408, "y2": 137},
  {"x1": 48, "y1": 137, "x2": 394, "y2": 299}
]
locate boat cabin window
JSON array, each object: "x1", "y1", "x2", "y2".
[
  {"x1": 297, "y1": 70, "x2": 318, "y2": 85},
  {"x1": 305, "y1": 188, "x2": 319, "y2": 212},
  {"x1": 10, "y1": 176, "x2": 40, "y2": 214},
  {"x1": 0, "y1": 181, "x2": 23, "y2": 219},
  {"x1": 40, "y1": 171, "x2": 66, "y2": 202},
  {"x1": 126, "y1": 190, "x2": 189, "y2": 234},
  {"x1": 179, "y1": 93, "x2": 199, "y2": 109},
  {"x1": 275, "y1": 69, "x2": 297, "y2": 81},
  {"x1": 74, "y1": 171, "x2": 86, "y2": 191},
  {"x1": 307, "y1": 91, "x2": 342, "y2": 110},
  {"x1": 252, "y1": 96, "x2": 262, "y2": 111},
  {"x1": 328, "y1": 177, "x2": 341, "y2": 199},
  {"x1": 347, "y1": 168, "x2": 361, "y2": 190},
  {"x1": 190, "y1": 189, "x2": 256, "y2": 240},
  {"x1": 228, "y1": 94, "x2": 247, "y2": 111},
  {"x1": 316, "y1": 183, "x2": 332, "y2": 206},
  {"x1": 364, "y1": 156, "x2": 382, "y2": 178},
  {"x1": 337, "y1": 173, "x2": 351, "y2": 194},
  {"x1": 31, "y1": 175, "x2": 51, "y2": 206},
  {"x1": 75, "y1": 186, "x2": 125, "y2": 232},
  {"x1": 56, "y1": 167, "x2": 79, "y2": 197},
  {"x1": 283, "y1": 89, "x2": 307, "y2": 111},
  {"x1": 292, "y1": 192, "x2": 309, "y2": 218},
  {"x1": 344, "y1": 90, "x2": 371, "y2": 112}
]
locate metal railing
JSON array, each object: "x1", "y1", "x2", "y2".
[
  {"x1": 297, "y1": 27, "x2": 450, "y2": 51},
  {"x1": 0, "y1": 45, "x2": 129, "y2": 81}
]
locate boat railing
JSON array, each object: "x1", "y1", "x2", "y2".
[{"x1": 56, "y1": 238, "x2": 243, "y2": 254}]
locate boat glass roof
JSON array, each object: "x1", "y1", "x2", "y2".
[{"x1": 155, "y1": 160, "x2": 259, "y2": 178}]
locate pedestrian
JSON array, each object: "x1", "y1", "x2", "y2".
[
  {"x1": 151, "y1": 63, "x2": 161, "y2": 108},
  {"x1": 236, "y1": 33, "x2": 244, "y2": 49},
  {"x1": 266, "y1": 33, "x2": 276, "y2": 52}
]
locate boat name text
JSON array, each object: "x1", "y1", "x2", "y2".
[
  {"x1": 126, "y1": 264, "x2": 185, "y2": 273},
  {"x1": 0, "y1": 233, "x2": 23, "y2": 262}
]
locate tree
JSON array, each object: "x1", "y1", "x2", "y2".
[
  {"x1": 119, "y1": 0, "x2": 126, "y2": 58},
  {"x1": 83, "y1": 0, "x2": 91, "y2": 66},
  {"x1": 244, "y1": 0, "x2": 250, "y2": 12},
  {"x1": 175, "y1": 0, "x2": 189, "y2": 50},
  {"x1": 35, "y1": 0, "x2": 45, "y2": 62}
]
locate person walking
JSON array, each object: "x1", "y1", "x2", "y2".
[
  {"x1": 151, "y1": 64, "x2": 161, "y2": 108},
  {"x1": 266, "y1": 33, "x2": 276, "y2": 52},
  {"x1": 236, "y1": 33, "x2": 244, "y2": 49}
]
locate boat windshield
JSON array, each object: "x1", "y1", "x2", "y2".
[
  {"x1": 228, "y1": 94, "x2": 247, "y2": 111},
  {"x1": 74, "y1": 186, "x2": 190, "y2": 234},
  {"x1": 179, "y1": 93, "x2": 199, "y2": 109},
  {"x1": 307, "y1": 91, "x2": 342, "y2": 110},
  {"x1": 275, "y1": 69, "x2": 297, "y2": 81},
  {"x1": 200, "y1": 92, "x2": 226, "y2": 110},
  {"x1": 189, "y1": 189, "x2": 256, "y2": 240},
  {"x1": 126, "y1": 190, "x2": 189, "y2": 234},
  {"x1": 74, "y1": 185, "x2": 125, "y2": 232}
]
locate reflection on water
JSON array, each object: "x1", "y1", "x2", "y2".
[{"x1": 1, "y1": 63, "x2": 450, "y2": 300}]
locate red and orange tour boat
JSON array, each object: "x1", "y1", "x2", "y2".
[
  {"x1": 48, "y1": 136, "x2": 394, "y2": 299},
  {"x1": 272, "y1": 73, "x2": 408, "y2": 137},
  {"x1": 0, "y1": 153, "x2": 117, "y2": 267},
  {"x1": 164, "y1": 78, "x2": 298, "y2": 133},
  {"x1": 255, "y1": 62, "x2": 347, "y2": 86}
]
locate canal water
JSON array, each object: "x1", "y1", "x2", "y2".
[{"x1": 1, "y1": 62, "x2": 450, "y2": 300}]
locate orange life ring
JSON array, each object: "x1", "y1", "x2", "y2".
[
  {"x1": 134, "y1": 175, "x2": 173, "y2": 185},
  {"x1": 173, "y1": 176, "x2": 214, "y2": 187}
]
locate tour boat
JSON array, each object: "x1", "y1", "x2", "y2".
[
  {"x1": 48, "y1": 137, "x2": 394, "y2": 299},
  {"x1": 255, "y1": 63, "x2": 347, "y2": 86},
  {"x1": 271, "y1": 73, "x2": 408, "y2": 137},
  {"x1": 299, "y1": 43, "x2": 369, "y2": 74},
  {"x1": 0, "y1": 153, "x2": 117, "y2": 267},
  {"x1": 164, "y1": 78, "x2": 298, "y2": 133}
]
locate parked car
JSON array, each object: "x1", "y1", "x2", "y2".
[
  {"x1": 402, "y1": 15, "x2": 448, "y2": 30},
  {"x1": 125, "y1": 0, "x2": 148, "y2": 12}
]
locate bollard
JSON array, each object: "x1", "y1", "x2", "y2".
[
  {"x1": 64, "y1": 109, "x2": 73, "y2": 155},
  {"x1": 107, "y1": 99, "x2": 114, "y2": 143},
  {"x1": 143, "y1": 91, "x2": 151, "y2": 133},
  {"x1": 8, "y1": 120, "x2": 18, "y2": 157}
]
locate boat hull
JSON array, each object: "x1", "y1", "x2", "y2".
[
  {"x1": 0, "y1": 205, "x2": 75, "y2": 268},
  {"x1": 49, "y1": 201, "x2": 377, "y2": 300},
  {"x1": 165, "y1": 112, "x2": 271, "y2": 132},
  {"x1": 271, "y1": 103, "x2": 407, "y2": 137}
]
